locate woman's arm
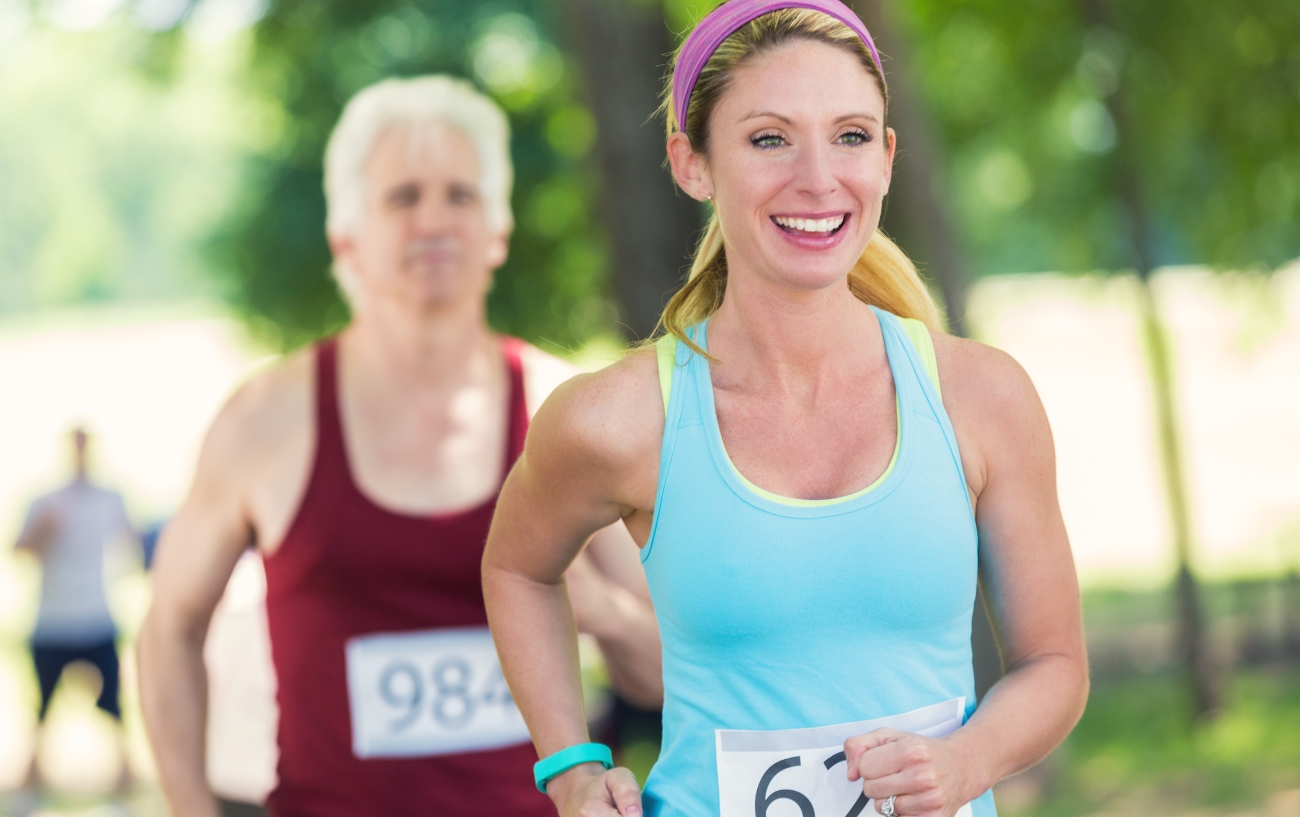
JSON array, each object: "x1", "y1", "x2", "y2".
[
  {"x1": 483, "y1": 351, "x2": 662, "y2": 817},
  {"x1": 847, "y1": 337, "x2": 1088, "y2": 815},
  {"x1": 520, "y1": 341, "x2": 663, "y2": 709}
]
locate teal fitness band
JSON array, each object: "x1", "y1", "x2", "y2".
[{"x1": 533, "y1": 742, "x2": 614, "y2": 793}]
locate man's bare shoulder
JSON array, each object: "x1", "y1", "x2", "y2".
[
  {"x1": 528, "y1": 346, "x2": 662, "y2": 473},
  {"x1": 200, "y1": 348, "x2": 315, "y2": 478}
]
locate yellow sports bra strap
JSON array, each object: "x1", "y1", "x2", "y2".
[
  {"x1": 654, "y1": 320, "x2": 939, "y2": 413},
  {"x1": 897, "y1": 317, "x2": 942, "y2": 398},
  {"x1": 656, "y1": 334, "x2": 676, "y2": 414}
]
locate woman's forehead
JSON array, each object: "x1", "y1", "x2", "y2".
[{"x1": 720, "y1": 39, "x2": 884, "y2": 119}]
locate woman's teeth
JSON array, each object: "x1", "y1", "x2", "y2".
[{"x1": 774, "y1": 215, "x2": 846, "y2": 234}]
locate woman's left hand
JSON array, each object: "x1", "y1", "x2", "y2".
[{"x1": 844, "y1": 728, "x2": 978, "y2": 817}]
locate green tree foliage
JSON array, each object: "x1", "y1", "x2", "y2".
[
  {"x1": 216, "y1": 0, "x2": 616, "y2": 350},
  {"x1": 892, "y1": 0, "x2": 1300, "y2": 276},
  {"x1": 0, "y1": 16, "x2": 254, "y2": 315}
]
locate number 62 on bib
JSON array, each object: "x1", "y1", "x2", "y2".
[{"x1": 716, "y1": 698, "x2": 975, "y2": 817}]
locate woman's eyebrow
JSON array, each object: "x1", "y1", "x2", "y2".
[
  {"x1": 739, "y1": 110, "x2": 793, "y2": 124},
  {"x1": 836, "y1": 112, "x2": 880, "y2": 124},
  {"x1": 738, "y1": 111, "x2": 881, "y2": 124}
]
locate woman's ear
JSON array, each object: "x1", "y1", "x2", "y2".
[
  {"x1": 666, "y1": 131, "x2": 713, "y2": 202},
  {"x1": 881, "y1": 127, "x2": 897, "y2": 197}
]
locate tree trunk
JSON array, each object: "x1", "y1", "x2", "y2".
[
  {"x1": 1136, "y1": 277, "x2": 1220, "y2": 716},
  {"x1": 563, "y1": 0, "x2": 704, "y2": 340},
  {"x1": 1079, "y1": 0, "x2": 1220, "y2": 718},
  {"x1": 848, "y1": 0, "x2": 972, "y2": 337}
]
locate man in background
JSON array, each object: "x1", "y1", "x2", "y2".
[
  {"x1": 139, "y1": 76, "x2": 661, "y2": 817},
  {"x1": 14, "y1": 427, "x2": 137, "y2": 785}
]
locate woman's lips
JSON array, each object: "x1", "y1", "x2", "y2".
[{"x1": 770, "y1": 213, "x2": 850, "y2": 249}]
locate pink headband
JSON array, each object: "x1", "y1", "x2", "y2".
[{"x1": 671, "y1": 0, "x2": 884, "y2": 133}]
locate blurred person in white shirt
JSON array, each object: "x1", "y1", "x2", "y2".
[{"x1": 13, "y1": 427, "x2": 139, "y2": 787}]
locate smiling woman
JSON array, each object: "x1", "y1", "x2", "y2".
[
  {"x1": 482, "y1": 2, "x2": 1089, "y2": 816},
  {"x1": 658, "y1": 4, "x2": 943, "y2": 357}
]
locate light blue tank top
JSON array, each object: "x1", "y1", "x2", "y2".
[{"x1": 640, "y1": 307, "x2": 996, "y2": 817}]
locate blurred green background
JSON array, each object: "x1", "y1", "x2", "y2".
[{"x1": 1, "y1": 0, "x2": 1298, "y2": 815}]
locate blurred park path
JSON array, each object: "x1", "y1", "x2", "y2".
[{"x1": 969, "y1": 263, "x2": 1300, "y2": 586}]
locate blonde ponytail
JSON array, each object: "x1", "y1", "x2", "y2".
[
  {"x1": 659, "y1": 215, "x2": 726, "y2": 357},
  {"x1": 848, "y1": 231, "x2": 946, "y2": 332},
  {"x1": 658, "y1": 212, "x2": 945, "y2": 358}
]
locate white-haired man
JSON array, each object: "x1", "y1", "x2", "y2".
[{"x1": 139, "y1": 76, "x2": 661, "y2": 817}]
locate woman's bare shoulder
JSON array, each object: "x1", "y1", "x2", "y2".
[
  {"x1": 930, "y1": 330, "x2": 1054, "y2": 482},
  {"x1": 527, "y1": 346, "x2": 664, "y2": 475},
  {"x1": 930, "y1": 331, "x2": 1038, "y2": 405}
]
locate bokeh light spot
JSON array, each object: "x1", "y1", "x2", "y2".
[
  {"x1": 977, "y1": 150, "x2": 1032, "y2": 211},
  {"x1": 1070, "y1": 98, "x2": 1116, "y2": 154},
  {"x1": 547, "y1": 105, "x2": 596, "y2": 160}
]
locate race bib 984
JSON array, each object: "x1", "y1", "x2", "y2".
[
  {"x1": 345, "y1": 627, "x2": 531, "y2": 759},
  {"x1": 716, "y1": 698, "x2": 974, "y2": 817}
]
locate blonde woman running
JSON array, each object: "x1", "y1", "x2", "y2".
[{"x1": 483, "y1": 2, "x2": 1088, "y2": 815}]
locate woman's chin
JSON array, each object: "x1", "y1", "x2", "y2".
[
  {"x1": 757, "y1": 249, "x2": 862, "y2": 292},
  {"x1": 760, "y1": 266, "x2": 855, "y2": 294}
]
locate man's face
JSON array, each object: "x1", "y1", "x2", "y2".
[{"x1": 332, "y1": 123, "x2": 508, "y2": 313}]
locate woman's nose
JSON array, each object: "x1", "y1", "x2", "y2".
[{"x1": 793, "y1": 142, "x2": 838, "y2": 198}]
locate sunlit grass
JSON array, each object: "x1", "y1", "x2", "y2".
[{"x1": 1006, "y1": 667, "x2": 1300, "y2": 817}]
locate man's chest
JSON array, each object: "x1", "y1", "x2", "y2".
[{"x1": 344, "y1": 405, "x2": 509, "y2": 515}]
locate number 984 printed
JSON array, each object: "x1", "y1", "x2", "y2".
[{"x1": 345, "y1": 627, "x2": 531, "y2": 758}]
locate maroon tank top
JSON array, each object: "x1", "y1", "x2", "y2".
[{"x1": 263, "y1": 337, "x2": 553, "y2": 817}]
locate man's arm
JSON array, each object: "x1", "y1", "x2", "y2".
[
  {"x1": 137, "y1": 382, "x2": 279, "y2": 817},
  {"x1": 569, "y1": 525, "x2": 663, "y2": 708}
]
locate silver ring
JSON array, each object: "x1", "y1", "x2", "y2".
[{"x1": 881, "y1": 795, "x2": 898, "y2": 817}]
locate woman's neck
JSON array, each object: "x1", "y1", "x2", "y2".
[{"x1": 706, "y1": 271, "x2": 884, "y2": 397}]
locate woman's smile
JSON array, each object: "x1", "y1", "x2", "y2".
[{"x1": 770, "y1": 211, "x2": 851, "y2": 250}]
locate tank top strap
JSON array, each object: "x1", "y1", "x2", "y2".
[
  {"x1": 499, "y1": 335, "x2": 529, "y2": 469},
  {"x1": 645, "y1": 326, "x2": 702, "y2": 563},
  {"x1": 873, "y1": 308, "x2": 970, "y2": 501},
  {"x1": 874, "y1": 309, "x2": 943, "y2": 416},
  {"x1": 873, "y1": 309, "x2": 929, "y2": 411},
  {"x1": 312, "y1": 337, "x2": 352, "y2": 480}
]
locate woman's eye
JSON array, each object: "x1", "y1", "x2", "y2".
[
  {"x1": 751, "y1": 133, "x2": 786, "y2": 149},
  {"x1": 838, "y1": 130, "x2": 872, "y2": 146}
]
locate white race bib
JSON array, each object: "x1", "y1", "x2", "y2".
[
  {"x1": 716, "y1": 698, "x2": 975, "y2": 817},
  {"x1": 345, "y1": 627, "x2": 530, "y2": 759}
]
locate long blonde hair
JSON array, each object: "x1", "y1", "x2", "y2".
[{"x1": 658, "y1": 7, "x2": 945, "y2": 356}]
